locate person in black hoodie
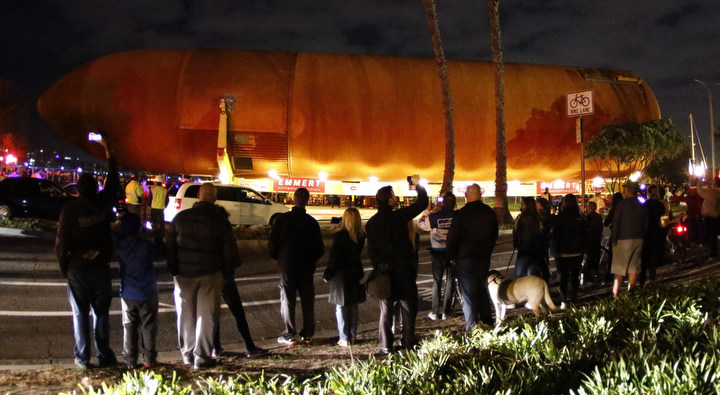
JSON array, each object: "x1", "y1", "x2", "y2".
[
  {"x1": 552, "y1": 194, "x2": 589, "y2": 308},
  {"x1": 323, "y1": 207, "x2": 366, "y2": 347},
  {"x1": 269, "y1": 187, "x2": 325, "y2": 346},
  {"x1": 365, "y1": 175, "x2": 428, "y2": 353},
  {"x1": 536, "y1": 197, "x2": 554, "y2": 283},
  {"x1": 513, "y1": 196, "x2": 545, "y2": 279},
  {"x1": 56, "y1": 132, "x2": 120, "y2": 369}
]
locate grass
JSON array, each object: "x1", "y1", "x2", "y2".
[
  {"x1": 62, "y1": 276, "x2": 720, "y2": 394},
  {"x1": 0, "y1": 217, "x2": 52, "y2": 231}
]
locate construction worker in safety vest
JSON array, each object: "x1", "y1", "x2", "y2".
[
  {"x1": 149, "y1": 181, "x2": 168, "y2": 242},
  {"x1": 125, "y1": 172, "x2": 145, "y2": 217}
]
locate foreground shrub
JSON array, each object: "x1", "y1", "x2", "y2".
[{"x1": 66, "y1": 277, "x2": 720, "y2": 394}]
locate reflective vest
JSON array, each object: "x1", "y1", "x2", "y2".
[
  {"x1": 125, "y1": 180, "x2": 144, "y2": 205},
  {"x1": 151, "y1": 185, "x2": 167, "y2": 209}
]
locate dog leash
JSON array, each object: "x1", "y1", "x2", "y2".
[{"x1": 503, "y1": 248, "x2": 516, "y2": 278}]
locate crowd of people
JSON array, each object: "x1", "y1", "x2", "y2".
[{"x1": 53, "y1": 133, "x2": 720, "y2": 369}]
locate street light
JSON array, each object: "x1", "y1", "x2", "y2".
[{"x1": 694, "y1": 79, "x2": 720, "y2": 177}]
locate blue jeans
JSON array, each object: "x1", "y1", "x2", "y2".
[
  {"x1": 67, "y1": 269, "x2": 116, "y2": 366},
  {"x1": 456, "y1": 266, "x2": 493, "y2": 332},
  {"x1": 335, "y1": 304, "x2": 359, "y2": 341}
]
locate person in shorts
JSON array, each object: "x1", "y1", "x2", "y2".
[{"x1": 610, "y1": 183, "x2": 648, "y2": 298}]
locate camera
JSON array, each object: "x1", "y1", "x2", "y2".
[
  {"x1": 406, "y1": 175, "x2": 414, "y2": 186},
  {"x1": 88, "y1": 132, "x2": 103, "y2": 142}
]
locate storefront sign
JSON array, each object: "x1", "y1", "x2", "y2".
[
  {"x1": 274, "y1": 177, "x2": 325, "y2": 193},
  {"x1": 537, "y1": 181, "x2": 581, "y2": 195}
]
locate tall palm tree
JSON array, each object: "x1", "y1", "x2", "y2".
[
  {"x1": 422, "y1": 0, "x2": 455, "y2": 195},
  {"x1": 487, "y1": 0, "x2": 512, "y2": 223}
]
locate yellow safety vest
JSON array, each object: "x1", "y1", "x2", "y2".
[
  {"x1": 125, "y1": 180, "x2": 144, "y2": 204},
  {"x1": 151, "y1": 185, "x2": 167, "y2": 209}
]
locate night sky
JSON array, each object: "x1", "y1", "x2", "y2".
[{"x1": 1, "y1": 1, "x2": 719, "y2": 158}]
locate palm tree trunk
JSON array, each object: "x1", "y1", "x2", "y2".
[
  {"x1": 422, "y1": 0, "x2": 455, "y2": 195},
  {"x1": 487, "y1": 0, "x2": 512, "y2": 223}
]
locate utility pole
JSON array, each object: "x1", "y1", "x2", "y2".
[{"x1": 694, "y1": 80, "x2": 720, "y2": 178}]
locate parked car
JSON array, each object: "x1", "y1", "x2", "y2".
[
  {"x1": 0, "y1": 177, "x2": 74, "y2": 220},
  {"x1": 164, "y1": 182, "x2": 288, "y2": 226},
  {"x1": 62, "y1": 182, "x2": 79, "y2": 198}
]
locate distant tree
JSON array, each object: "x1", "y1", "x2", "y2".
[
  {"x1": 422, "y1": 0, "x2": 455, "y2": 195},
  {"x1": 645, "y1": 143, "x2": 691, "y2": 188},
  {"x1": 585, "y1": 118, "x2": 687, "y2": 193}
]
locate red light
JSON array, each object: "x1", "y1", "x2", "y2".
[
  {"x1": 675, "y1": 224, "x2": 686, "y2": 234},
  {"x1": 174, "y1": 198, "x2": 181, "y2": 210}
]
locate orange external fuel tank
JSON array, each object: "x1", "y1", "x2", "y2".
[{"x1": 37, "y1": 49, "x2": 660, "y2": 182}]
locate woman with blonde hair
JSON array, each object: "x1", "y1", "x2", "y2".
[{"x1": 323, "y1": 207, "x2": 366, "y2": 347}]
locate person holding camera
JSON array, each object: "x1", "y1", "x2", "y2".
[
  {"x1": 416, "y1": 192, "x2": 457, "y2": 320},
  {"x1": 365, "y1": 174, "x2": 428, "y2": 353},
  {"x1": 56, "y1": 131, "x2": 120, "y2": 369}
]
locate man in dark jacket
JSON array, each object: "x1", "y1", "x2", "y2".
[
  {"x1": 365, "y1": 175, "x2": 429, "y2": 353},
  {"x1": 56, "y1": 133, "x2": 120, "y2": 369},
  {"x1": 269, "y1": 187, "x2": 325, "y2": 346},
  {"x1": 445, "y1": 183, "x2": 498, "y2": 332},
  {"x1": 584, "y1": 201, "x2": 604, "y2": 282},
  {"x1": 553, "y1": 194, "x2": 589, "y2": 308},
  {"x1": 640, "y1": 185, "x2": 667, "y2": 285},
  {"x1": 166, "y1": 183, "x2": 238, "y2": 369}
]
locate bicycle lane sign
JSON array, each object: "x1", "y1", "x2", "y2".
[{"x1": 566, "y1": 89, "x2": 594, "y2": 116}]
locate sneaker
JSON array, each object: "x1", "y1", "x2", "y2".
[
  {"x1": 74, "y1": 360, "x2": 91, "y2": 371},
  {"x1": 378, "y1": 347, "x2": 392, "y2": 355},
  {"x1": 211, "y1": 347, "x2": 224, "y2": 359},
  {"x1": 277, "y1": 335, "x2": 297, "y2": 346},
  {"x1": 300, "y1": 336, "x2": 313, "y2": 345},
  {"x1": 245, "y1": 346, "x2": 269, "y2": 358},
  {"x1": 337, "y1": 339, "x2": 349, "y2": 347},
  {"x1": 143, "y1": 361, "x2": 158, "y2": 369},
  {"x1": 441, "y1": 314, "x2": 447, "y2": 320},
  {"x1": 427, "y1": 312, "x2": 438, "y2": 321},
  {"x1": 193, "y1": 359, "x2": 217, "y2": 370}
]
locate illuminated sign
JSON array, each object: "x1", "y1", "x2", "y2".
[
  {"x1": 274, "y1": 177, "x2": 325, "y2": 193},
  {"x1": 537, "y1": 181, "x2": 581, "y2": 195}
]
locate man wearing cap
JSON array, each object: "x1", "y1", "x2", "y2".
[
  {"x1": 115, "y1": 212, "x2": 164, "y2": 368},
  {"x1": 56, "y1": 133, "x2": 120, "y2": 369},
  {"x1": 610, "y1": 183, "x2": 648, "y2": 297}
]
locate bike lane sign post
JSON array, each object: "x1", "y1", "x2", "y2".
[{"x1": 567, "y1": 89, "x2": 594, "y2": 213}]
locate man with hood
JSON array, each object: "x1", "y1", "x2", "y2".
[{"x1": 56, "y1": 132, "x2": 120, "y2": 369}]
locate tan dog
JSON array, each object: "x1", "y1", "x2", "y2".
[{"x1": 487, "y1": 270, "x2": 557, "y2": 325}]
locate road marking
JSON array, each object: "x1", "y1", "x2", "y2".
[{"x1": 0, "y1": 278, "x2": 436, "y2": 316}]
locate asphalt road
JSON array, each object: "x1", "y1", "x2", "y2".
[{"x1": 0, "y1": 229, "x2": 516, "y2": 365}]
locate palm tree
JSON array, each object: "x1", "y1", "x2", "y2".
[
  {"x1": 487, "y1": 0, "x2": 512, "y2": 223},
  {"x1": 422, "y1": 0, "x2": 455, "y2": 195}
]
